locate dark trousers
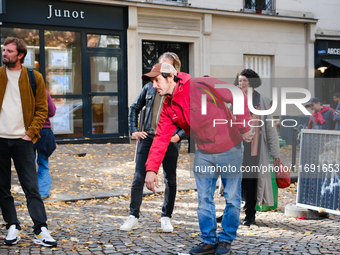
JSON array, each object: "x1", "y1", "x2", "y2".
[
  {"x1": 130, "y1": 136, "x2": 179, "y2": 218},
  {"x1": 0, "y1": 138, "x2": 47, "y2": 233},
  {"x1": 242, "y1": 178, "x2": 257, "y2": 219},
  {"x1": 241, "y1": 141, "x2": 258, "y2": 219}
]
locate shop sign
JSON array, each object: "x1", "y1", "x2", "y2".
[
  {"x1": 327, "y1": 48, "x2": 340, "y2": 55},
  {"x1": 0, "y1": 0, "x2": 126, "y2": 30},
  {"x1": 47, "y1": 5, "x2": 85, "y2": 20}
]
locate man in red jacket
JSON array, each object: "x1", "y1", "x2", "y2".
[
  {"x1": 143, "y1": 62, "x2": 254, "y2": 255},
  {"x1": 306, "y1": 97, "x2": 335, "y2": 130}
]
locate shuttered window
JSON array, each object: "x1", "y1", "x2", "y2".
[
  {"x1": 244, "y1": 55, "x2": 272, "y2": 99},
  {"x1": 244, "y1": 55, "x2": 271, "y2": 79}
]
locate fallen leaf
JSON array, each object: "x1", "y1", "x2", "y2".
[{"x1": 318, "y1": 208, "x2": 326, "y2": 213}]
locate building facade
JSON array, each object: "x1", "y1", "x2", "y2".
[
  {"x1": 277, "y1": 0, "x2": 340, "y2": 107},
  {"x1": 2, "y1": 0, "x2": 333, "y2": 143}
]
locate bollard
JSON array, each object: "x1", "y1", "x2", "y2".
[{"x1": 292, "y1": 127, "x2": 298, "y2": 171}]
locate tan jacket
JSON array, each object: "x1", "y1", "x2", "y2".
[
  {"x1": 0, "y1": 66, "x2": 48, "y2": 143},
  {"x1": 256, "y1": 95, "x2": 280, "y2": 206}
]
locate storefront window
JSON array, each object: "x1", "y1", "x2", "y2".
[
  {"x1": 0, "y1": 27, "x2": 124, "y2": 139},
  {"x1": 45, "y1": 30, "x2": 82, "y2": 95},
  {"x1": 0, "y1": 27, "x2": 40, "y2": 71},
  {"x1": 50, "y1": 98, "x2": 83, "y2": 138},
  {"x1": 0, "y1": 0, "x2": 128, "y2": 142},
  {"x1": 87, "y1": 34, "x2": 120, "y2": 48}
]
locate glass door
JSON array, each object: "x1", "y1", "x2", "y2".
[
  {"x1": 89, "y1": 55, "x2": 119, "y2": 135},
  {"x1": 83, "y1": 33, "x2": 126, "y2": 138}
]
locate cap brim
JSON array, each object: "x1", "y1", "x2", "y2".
[
  {"x1": 142, "y1": 71, "x2": 161, "y2": 82},
  {"x1": 304, "y1": 102, "x2": 313, "y2": 107}
]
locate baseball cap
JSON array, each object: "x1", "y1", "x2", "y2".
[
  {"x1": 142, "y1": 62, "x2": 177, "y2": 82},
  {"x1": 304, "y1": 97, "x2": 320, "y2": 107}
]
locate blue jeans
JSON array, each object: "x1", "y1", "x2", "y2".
[
  {"x1": 0, "y1": 138, "x2": 47, "y2": 234},
  {"x1": 36, "y1": 150, "x2": 51, "y2": 197},
  {"x1": 193, "y1": 143, "x2": 243, "y2": 245},
  {"x1": 130, "y1": 136, "x2": 179, "y2": 218}
]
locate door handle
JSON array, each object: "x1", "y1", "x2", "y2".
[{"x1": 89, "y1": 92, "x2": 95, "y2": 99}]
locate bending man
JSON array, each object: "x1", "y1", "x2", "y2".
[{"x1": 142, "y1": 62, "x2": 254, "y2": 255}]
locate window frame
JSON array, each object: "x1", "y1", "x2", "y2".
[{"x1": 243, "y1": 0, "x2": 276, "y2": 14}]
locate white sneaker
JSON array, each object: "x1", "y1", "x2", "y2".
[
  {"x1": 241, "y1": 200, "x2": 246, "y2": 208},
  {"x1": 161, "y1": 217, "x2": 173, "y2": 232},
  {"x1": 120, "y1": 215, "x2": 138, "y2": 231},
  {"x1": 4, "y1": 225, "x2": 20, "y2": 245},
  {"x1": 34, "y1": 227, "x2": 57, "y2": 247}
]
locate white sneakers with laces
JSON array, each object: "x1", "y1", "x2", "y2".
[
  {"x1": 4, "y1": 225, "x2": 57, "y2": 247},
  {"x1": 120, "y1": 215, "x2": 139, "y2": 231},
  {"x1": 4, "y1": 225, "x2": 21, "y2": 245},
  {"x1": 120, "y1": 215, "x2": 174, "y2": 232},
  {"x1": 34, "y1": 227, "x2": 57, "y2": 247},
  {"x1": 161, "y1": 217, "x2": 173, "y2": 232}
]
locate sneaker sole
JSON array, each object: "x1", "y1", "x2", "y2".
[
  {"x1": 34, "y1": 239, "x2": 57, "y2": 247},
  {"x1": 4, "y1": 236, "x2": 21, "y2": 245},
  {"x1": 120, "y1": 225, "x2": 138, "y2": 231},
  {"x1": 162, "y1": 228, "x2": 173, "y2": 233}
]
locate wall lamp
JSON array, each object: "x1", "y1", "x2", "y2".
[{"x1": 317, "y1": 66, "x2": 328, "y2": 73}]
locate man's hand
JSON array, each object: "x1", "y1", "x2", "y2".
[
  {"x1": 132, "y1": 131, "x2": 148, "y2": 142},
  {"x1": 22, "y1": 135, "x2": 32, "y2": 141},
  {"x1": 170, "y1": 134, "x2": 180, "y2": 143},
  {"x1": 145, "y1": 171, "x2": 159, "y2": 193},
  {"x1": 336, "y1": 110, "x2": 340, "y2": 115},
  {"x1": 240, "y1": 130, "x2": 254, "y2": 143}
]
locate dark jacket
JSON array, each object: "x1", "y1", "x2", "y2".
[
  {"x1": 0, "y1": 66, "x2": 47, "y2": 143},
  {"x1": 33, "y1": 90, "x2": 57, "y2": 157},
  {"x1": 129, "y1": 81, "x2": 188, "y2": 140},
  {"x1": 308, "y1": 108, "x2": 335, "y2": 130},
  {"x1": 33, "y1": 129, "x2": 56, "y2": 157}
]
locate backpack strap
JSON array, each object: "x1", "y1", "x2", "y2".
[{"x1": 27, "y1": 68, "x2": 36, "y2": 97}]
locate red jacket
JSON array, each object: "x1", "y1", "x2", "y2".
[{"x1": 145, "y1": 75, "x2": 252, "y2": 173}]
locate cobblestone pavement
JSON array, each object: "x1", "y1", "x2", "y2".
[{"x1": 1, "y1": 142, "x2": 339, "y2": 254}]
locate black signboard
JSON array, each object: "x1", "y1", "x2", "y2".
[
  {"x1": 0, "y1": 0, "x2": 127, "y2": 30},
  {"x1": 315, "y1": 40, "x2": 340, "y2": 67}
]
